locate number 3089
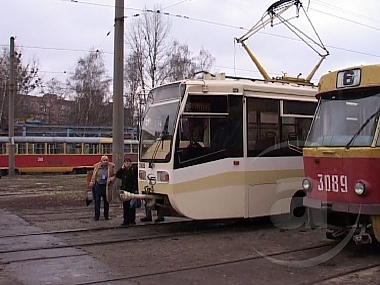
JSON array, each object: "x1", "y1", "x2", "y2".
[{"x1": 317, "y1": 174, "x2": 348, "y2": 193}]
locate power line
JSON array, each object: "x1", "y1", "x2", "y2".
[
  {"x1": 0, "y1": 44, "x2": 114, "y2": 55},
  {"x1": 312, "y1": 0, "x2": 380, "y2": 26},
  {"x1": 4, "y1": 1, "x2": 380, "y2": 81},
  {"x1": 308, "y1": 7, "x2": 380, "y2": 33}
]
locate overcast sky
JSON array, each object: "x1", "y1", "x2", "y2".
[{"x1": 2, "y1": 0, "x2": 380, "y2": 88}]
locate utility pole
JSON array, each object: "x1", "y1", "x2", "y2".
[
  {"x1": 112, "y1": 0, "x2": 124, "y2": 173},
  {"x1": 8, "y1": 36, "x2": 15, "y2": 176}
]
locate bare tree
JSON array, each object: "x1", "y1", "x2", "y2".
[
  {"x1": 165, "y1": 41, "x2": 194, "y2": 81},
  {"x1": 128, "y1": 7, "x2": 172, "y2": 90},
  {"x1": 124, "y1": 8, "x2": 215, "y2": 133},
  {"x1": 67, "y1": 49, "x2": 111, "y2": 126},
  {"x1": 0, "y1": 47, "x2": 42, "y2": 130},
  {"x1": 193, "y1": 47, "x2": 215, "y2": 74},
  {"x1": 124, "y1": 52, "x2": 143, "y2": 127},
  {"x1": 165, "y1": 42, "x2": 215, "y2": 81},
  {"x1": 41, "y1": 78, "x2": 70, "y2": 125}
]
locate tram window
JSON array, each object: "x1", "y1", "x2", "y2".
[
  {"x1": 175, "y1": 95, "x2": 243, "y2": 168},
  {"x1": 17, "y1": 143, "x2": 27, "y2": 154},
  {"x1": 247, "y1": 98, "x2": 279, "y2": 155},
  {"x1": 281, "y1": 117, "x2": 312, "y2": 144},
  {"x1": 132, "y1": 144, "x2": 138, "y2": 153},
  {"x1": 37, "y1": 143, "x2": 46, "y2": 154},
  {"x1": 29, "y1": 143, "x2": 45, "y2": 154},
  {"x1": 66, "y1": 143, "x2": 82, "y2": 154},
  {"x1": 0, "y1": 143, "x2": 7, "y2": 154},
  {"x1": 283, "y1": 101, "x2": 316, "y2": 116},
  {"x1": 28, "y1": 143, "x2": 35, "y2": 154},
  {"x1": 185, "y1": 95, "x2": 228, "y2": 113},
  {"x1": 101, "y1": 143, "x2": 112, "y2": 154},
  {"x1": 124, "y1": 144, "x2": 131, "y2": 153},
  {"x1": 48, "y1": 143, "x2": 64, "y2": 154},
  {"x1": 84, "y1": 143, "x2": 99, "y2": 154}
]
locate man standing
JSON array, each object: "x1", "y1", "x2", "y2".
[
  {"x1": 116, "y1": 157, "x2": 138, "y2": 227},
  {"x1": 89, "y1": 155, "x2": 115, "y2": 221}
]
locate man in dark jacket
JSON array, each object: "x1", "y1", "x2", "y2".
[{"x1": 115, "y1": 157, "x2": 138, "y2": 227}]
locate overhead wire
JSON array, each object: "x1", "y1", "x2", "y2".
[
  {"x1": 8, "y1": 0, "x2": 380, "y2": 78},
  {"x1": 312, "y1": 0, "x2": 380, "y2": 26}
]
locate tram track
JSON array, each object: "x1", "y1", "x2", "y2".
[
  {"x1": 0, "y1": 219, "x2": 268, "y2": 254},
  {"x1": 73, "y1": 241, "x2": 380, "y2": 285},
  {"x1": 2, "y1": 173, "x2": 380, "y2": 285},
  {"x1": 0, "y1": 230, "x2": 339, "y2": 277},
  {"x1": 2, "y1": 206, "x2": 380, "y2": 285},
  {"x1": 9, "y1": 240, "x2": 377, "y2": 285},
  {"x1": 299, "y1": 263, "x2": 380, "y2": 285}
]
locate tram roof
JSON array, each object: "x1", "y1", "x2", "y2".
[
  {"x1": 157, "y1": 73, "x2": 318, "y2": 102},
  {"x1": 318, "y1": 64, "x2": 380, "y2": 94}
]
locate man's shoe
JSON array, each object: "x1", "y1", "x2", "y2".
[
  {"x1": 94, "y1": 217, "x2": 99, "y2": 221},
  {"x1": 155, "y1": 217, "x2": 165, "y2": 223},
  {"x1": 140, "y1": 217, "x2": 152, "y2": 222},
  {"x1": 104, "y1": 216, "x2": 109, "y2": 220},
  {"x1": 121, "y1": 222, "x2": 129, "y2": 227},
  {"x1": 130, "y1": 221, "x2": 136, "y2": 225}
]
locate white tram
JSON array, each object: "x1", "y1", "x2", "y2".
[{"x1": 136, "y1": 73, "x2": 318, "y2": 220}]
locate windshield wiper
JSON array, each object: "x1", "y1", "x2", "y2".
[
  {"x1": 346, "y1": 108, "x2": 380, "y2": 149},
  {"x1": 149, "y1": 115, "x2": 169, "y2": 167}
]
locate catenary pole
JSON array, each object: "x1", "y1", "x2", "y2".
[
  {"x1": 8, "y1": 37, "x2": 15, "y2": 176},
  {"x1": 112, "y1": 0, "x2": 124, "y2": 172}
]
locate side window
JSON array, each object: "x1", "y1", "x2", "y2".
[
  {"x1": 28, "y1": 143, "x2": 46, "y2": 154},
  {"x1": 101, "y1": 143, "x2": 112, "y2": 154},
  {"x1": 247, "y1": 98, "x2": 279, "y2": 156},
  {"x1": 84, "y1": 143, "x2": 99, "y2": 154},
  {"x1": 132, "y1": 143, "x2": 139, "y2": 154},
  {"x1": 281, "y1": 100, "x2": 316, "y2": 148},
  {"x1": 0, "y1": 142, "x2": 7, "y2": 154},
  {"x1": 124, "y1": 144, "x2": 132, "y2": 153},
  {"x1": 174, "y1": 95, "x2": 243, "y2": 168},
  {"x1": 66, "y1": 143, "x2": 82, "y2": 154},
  {"x1": 17, "y1": 143, "x2": 27, "y2": 154},
  {"x1": 48, "y1": 143, "x2": 64, "y2": 154}
]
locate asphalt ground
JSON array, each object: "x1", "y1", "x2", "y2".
[{"x1": 1, "y1": 174, "x2": 380, "y2": 285}]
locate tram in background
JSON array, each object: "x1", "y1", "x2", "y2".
[
  {"x1": 302, "y1": 64, "x2": 380, "y2": 244},
  {"x1": 0, "y1": 136, "x2": 138, "y2": 175},
  {"x1": 137, "y1": 72, "x2": 317, "y2": 220}
]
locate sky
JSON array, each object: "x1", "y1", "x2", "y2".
[{"x1": 2, "y1": 0, "x2": 380, "y2": 90}]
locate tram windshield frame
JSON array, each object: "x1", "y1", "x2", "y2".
[
  {"x1": 139, "y1": 83, "x2": 184, "y2": 163},
  {"x1": 306, "y1": 87, "x2": 380, "y2": 147}
]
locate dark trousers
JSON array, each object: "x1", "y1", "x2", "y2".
[
  {"x1": 94, "y1": 183, "x2": 109, "y2": 219},
  {"x1": 123, "y1": 200, "x2": 136, "y2": 224}
]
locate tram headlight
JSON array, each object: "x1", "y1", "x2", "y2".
[
  {"x1": 157, "y1": 171, "x2": 169, "y2": 183},
  {"x1": 354, "y1": 181, "x2": 365, "y2": 196},
  {"x1": 302, "y1": 178, "x2": 312, "y2": 191},
  {"x1": 139, "y1": 170, "x2": 147, "y2": 180}
]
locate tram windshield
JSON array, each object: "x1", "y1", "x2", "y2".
[
  {"x1": 306, "y1": 88, "x2": 380, "y2": 147},
  {"x1": 140, "y1": 83, "x2": 182, "y2": 162}
]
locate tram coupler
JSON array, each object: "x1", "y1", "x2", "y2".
[{"x1": 353, "y1": 223, "x2": 372, "y2": 245}]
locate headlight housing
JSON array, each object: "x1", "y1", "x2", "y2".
[
  {"x1": 139, "y1": 170, "x2": 147, "y2": 180},
  {"x1": 157, "y1": 171, "x2": 169, "y2": 183},
  {"x1": 354, "y1": 181, "x2": 365, "y2": 196},
  {"x1": 302, "y1": 178, "x2": 312, "y2": 191}
]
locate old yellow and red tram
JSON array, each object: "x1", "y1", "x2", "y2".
[{"x1": 302, "y1": 64, "x2": 380, "y2": 244}]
